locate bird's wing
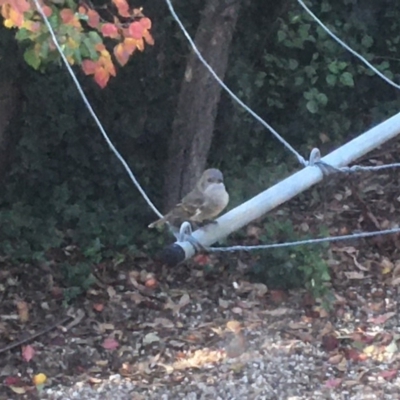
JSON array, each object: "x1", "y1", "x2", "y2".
[{"x1": 181, "y1": 189, "x2": 207, "y2": 217}]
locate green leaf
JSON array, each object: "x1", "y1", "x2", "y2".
[
  {"x1": 379, "y1": 61, "x2": 390, "y2": 70},
  {"x1": 288, "y1": 59, "x2": 299, "y2": 70},
  {"x1": 294, "y1": 76, "x2": 304, "y2": 86},
  {"x1": 316, "y1": 92, "x2": 328, "y2": 106},
  {"x1": 321, "y1": 1, "x2": 332, "y2": 12},
  {"x1": 361, "y1": 35, "x2": 373, "y2": 48},
  {"x1": 303, "y1": 90, "x2": 313, "y2": 100},
  {"x1": 24, "y1": 48, "x2": 41, "y2": 70},
  {"x1": 340, "y1": 71, "x2": 354, "y2": 87},
  {"x1": 39, "y1": 40, "x2": 49, "y2": 59},
  {"x1": 15, "y1": 28, "x2": 31, "y2": 41},
  {"x1": 82, "y1": 37, "x2": 99, "y2": 59},
  {"x1": 326, "y1": 74, "x2": 337, "y2": 86},
  {"x1": 277, "y1": 30, "x2": 286, "y2": 42},
  {"x1": 306, "y1": 100, "x2": 318, "y2": 113}
]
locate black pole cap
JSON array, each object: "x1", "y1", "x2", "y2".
[{"x1": 159, "y1": 243, "x2": 186, "y2": 267}]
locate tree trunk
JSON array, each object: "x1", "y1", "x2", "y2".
[
  {"x1": 163, "y1": 0, "x2": 241, "y2": 211},
  {"x1": 0, "y1": 80, "x2": 20, "y2": 182}
]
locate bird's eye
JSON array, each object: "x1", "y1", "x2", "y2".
[{"x1": 207, "y1": 178, "x2": 213, "y2": 183}]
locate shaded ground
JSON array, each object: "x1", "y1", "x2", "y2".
[{"x1": 1, "y1": 140, "x2": 400, "y2": 399}]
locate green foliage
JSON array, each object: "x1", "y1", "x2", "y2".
[
  {"x1": 247, "y1": 218, "x2": 330, "y2": 299},
  {"x1": 61, "y1": 261, "x2": 96, "y2": 304},
  {"x1": 220, "y1": 0, "x2": 400, "y2": 171},
  {"x1": 1, "y1": 0, "x2": 400, "y2": 277}
]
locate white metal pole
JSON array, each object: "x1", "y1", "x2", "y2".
[{"x1": 161, "y1": 111, "x2": 400, "y2": 266}]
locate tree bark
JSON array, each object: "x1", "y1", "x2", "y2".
[
  {"x1": 0, "y1": 80, "x2": 20, "y2": 182},
  {"x1": 163, "y1": 0, "x2": 241, "y2": 211}
]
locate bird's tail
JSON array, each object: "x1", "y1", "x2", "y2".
[{"x1": 148, "y1": 218, "x2": 166, "y2": 229}]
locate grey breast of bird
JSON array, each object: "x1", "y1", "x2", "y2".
[{"x1": 190, "y1": 181, "x2": 229, "y2": 222}]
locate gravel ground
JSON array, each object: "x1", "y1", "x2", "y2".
[{"x1": 40, "y1": 329, "x2": 399, "y2": 400}]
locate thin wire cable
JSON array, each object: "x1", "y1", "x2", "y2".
[
  {"x1": 207, "y1": 226, "x2": 400, "y2": 252},
  {"x1": 32, "y1": 0, "x2": 164, "y2": 219},
  {"x1": 308, "y1": 148, "x2": 400, "y2": 175},
  {"x1": 165, "y1": 0, "x2": 307, "y2": 166},
  {"x1": 298, "y1": 0, "x2": 400, "y2": 91},
  {"x1": 343, "y1": 163, "x2": 400, "y2": 172}
]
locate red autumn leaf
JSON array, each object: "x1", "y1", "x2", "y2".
[
  {"x1": 82, "y1": 59, "x2": 97, "y2": 75},
  {"x1": 11, "y1": 0, "x2": 30, "y2": 13},
  {"x1": 380, "y1": 369, "x2": 397, "y2": 380},
  {"x1": 93, "y1": 303, "x2": 104, "y2": 312},
  {"x1": 139, "y1": 17, "x2": 151, "y2": 30},
  {"x1": 102, "y1": 337, "x2": 119, "y2": 350},
  {"x1": 324, "y1": 378, "x2": 342, "y2": 388},
  {"x1": 112, "y1": 0, "x2": 129, "y2": 18},
  {"x1": 344, "y1": 347, "x2": 368, "y2": 362},
  {"x1": 368, "y1": 312, "x2": 396, "y2": 325},
  {"x1": 41, "y1": 5, "x2": 52, "y2": 17},
  {"x1": 321, "y1": 334, "x2": 339, "y2": 352},
  {"x1": 60, "y1": 8, "x2": 74, "y2": 24},
  {"x1": 101, "y1": 23, "x2": 119, "y2": 39},
  {"x1": 21, "y1": 345, "x2": 35, "y2": 362},
  {"x1": 128, "y1": 21, "x2": 143, "y2": 39},
  {"x1": 193, "y1": 254, "x2": 210, "y2": 265},
  {"x1": 4, "y1": 376, "x2": 22, "y2": 386},
  {"x1": 94, "y1": 67, "x2": 110, "y2": 88},
  {"x1": 269, "y1": 289, "x2": 287, "y2": 304},
  {"x1": 113, "y1": 43, "x2": 130, "y2": 66},
  {"x1": 87, "y1": 9, "x2": 100, "y2": 29}
]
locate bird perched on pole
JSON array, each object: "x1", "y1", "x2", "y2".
[{"x1": 148, "y1": 168, "x2": 229, "y2": 230}]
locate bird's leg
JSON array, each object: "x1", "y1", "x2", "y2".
[
  {"x1": 186, "y1": 235, "x2": 209, "y2": 253},
  {"x1": 178, "y1": 221, "x2": 209, "y2": 253}
]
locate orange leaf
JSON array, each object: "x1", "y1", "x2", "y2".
[
  {"x1": 128, "y1": 21, "x2": 143, "y2": 39},
  {"x1": 8, "y1": 6, "x2": 24, "y2": 27},
  {"x1": 112, "y1": 0, "x2": 129, "y2": 18},
  {"x1": 94, "y1": 42, "x2": 106, "y2": 52},
  {"x1": 82, "y1": 59, "x2": 97, "y2": 75},
  {"x1": 143, "y1": 30, "x2": 154, "y2": 46},
  {"x1": 123, "y1": 37, "x2": 137, "y2": 53},
  {"x1": 135, "y1": 37, "x2": 144, "y2": 52},
  {"x1": 21, "y1": 345, "x2": 35, "y2": 362},
  {"x1": 94, "y1": 67, "x2": 110, "y2": 88},
  {"x1": 101, "y1": 23, "x2": 119, "y2": 39},
  {"x1": 16, "y1": 300, "x2": 29, "y2": 322},
  {"x1": 87, "y1": 9, "x2": 100, "y2": 29},
  {"x1": 113, "y1": 42, "x2": 130, "y2": 66}
]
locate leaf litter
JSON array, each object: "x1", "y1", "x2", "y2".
[{"x1": 2, "y1": 141, "x2": 400, "y2": 398}]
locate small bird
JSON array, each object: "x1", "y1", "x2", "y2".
[{"x1": 148, "y1": 168, "x2": 229, "y2": 229}]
